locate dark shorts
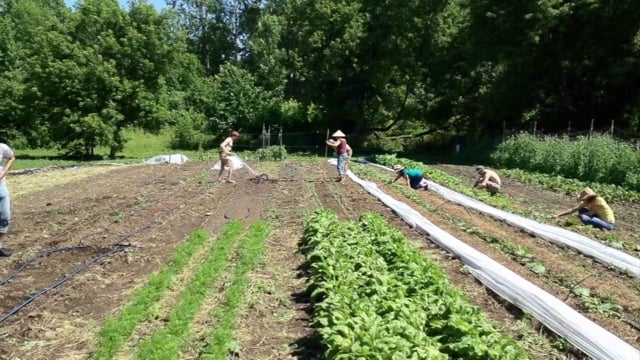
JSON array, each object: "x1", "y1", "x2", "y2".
[{"x1": 410, "y1": 176, "x2": 426, "y2": 189}]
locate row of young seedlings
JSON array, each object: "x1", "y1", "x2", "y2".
[
  {"x1": 301, "y1": 209, "x2": 527, "y2": 359},
  {"x1": 93, "y1": 220, "x2": 270, "y2": 360},
  {"x1": 353, "y1": 163, "x2": 624, "y2": 320},
  {"x1": 372, "y1": 154, "x2": 637, "y2": 258}
]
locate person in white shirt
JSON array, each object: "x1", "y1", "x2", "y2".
[
  {"x1": 216, "y1": 130, "x2": 240, "y2": 183},
  {"x1": 0, "y1": 143, "x2": 16, "y2": 257}
]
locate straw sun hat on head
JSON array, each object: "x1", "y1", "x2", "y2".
[
  {"x1": 475, "y1": 165, "x2": 486, "y2": 172},
  {"x1": 392, "y1": 164, "x2": 405, "y2": 172},
  {"x1": 578, "y1": 187, "x2": 597, "y2": 202},
  {"x1": 332, "y1": 130, "x2": 346, "y2": 138}
]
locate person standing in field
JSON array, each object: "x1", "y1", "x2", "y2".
[
  {"x1": 325, "y1": 130, "x2": 349, "y2": 182},
  {"x1": 216, "y1": 130, "x2": 240, "y2": 183},
  {"x1": 390, "y1": 165, "x2": 429, "y2": 190},
  {"x1": 473, "y1": 165, "x2": 501, "y2": 196},
  {"x1": 552, "y1": 187, "x2": 615, "y2": 231},
  {"x1": 0, "y1": 142, "x2": 16, "y2": 257}
]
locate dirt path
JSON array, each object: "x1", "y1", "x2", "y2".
[{"x1": 234, "y1": 161, "x2": 321, "y2": 360}]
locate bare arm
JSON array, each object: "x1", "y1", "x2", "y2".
[
  {"x1": 326, "y1": 139, "x2": 339, "y2": 148},
  {"x1": 390, "y1": 173, "x2": 403, "y2": 184},
  {"x1": 0, "y1": 155, "x2": 15, "y2": 181},
  {"x1": 473, "y1": 175, "x2": 484, "y2": 188},
  {"x1": 553, "y1": 204, "x2": 582, "y2": 218}
]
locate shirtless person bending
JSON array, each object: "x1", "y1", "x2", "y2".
[{"x1": 473, "y1": 166, "x2": 501, "y2": 196}]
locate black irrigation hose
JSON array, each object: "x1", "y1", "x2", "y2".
[
  {"x1": 0, "y1": 245, "x2": 90, "y2": 286},
  {"x1": 0, "y1": 170, "x2": 233, "y2": 325},
  {"x1": 0, "y1": 187, "x2": 193, "y2": 325},
  {"x1": 0, "y1": 245, "x2": 132, "y2": 325},
  {"x1": 0, "y1": 187, "x2": 179, "y2": 287}
]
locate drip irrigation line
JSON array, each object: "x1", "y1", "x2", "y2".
[
  {"x1": 0, "y1": 185, "x2": 196, "y2": 325},
  {"x1": 0, "y1": 245, "x2": 132, "y2": 325},
  {"x1": 0, "y1": 187, "x2": 180, "y2": 287},
  {"x1": 0, "y1": 245, "x2": 90, "y2": 286}
]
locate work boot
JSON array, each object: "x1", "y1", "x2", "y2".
[{"x1": 0, "y1": 248, "x2": 12, "y2": 257}]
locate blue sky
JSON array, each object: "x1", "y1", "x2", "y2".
[{"x1": 63, "y1": 0, "x2": 166, "y2": 10}]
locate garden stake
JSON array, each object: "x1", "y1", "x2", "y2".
[{"x1": 324, "y1": 128, "x2": 329, "y2": 181}]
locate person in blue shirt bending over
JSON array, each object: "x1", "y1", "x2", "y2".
[{"x1": 390, "y1": 164, "x2": 429, "y2": 191}]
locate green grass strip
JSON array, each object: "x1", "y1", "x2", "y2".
[
  {"x1": 93, "y1": 228, "x2": 211, "y2": 360},
  {"x1": 199, "y1": 220, "x2": 271, "y2": 359},
  {"x1": 132, "y1": 220, "x2": 244, "y2": 360}
]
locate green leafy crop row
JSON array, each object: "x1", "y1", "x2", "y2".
[
  {"x1": 302, "y1": 210, "x2": 527, "y2": 359},
  {"x1": 351, "y1": 163, "x2": 627, "y2": 320},
  {"x1": 372, "y1": 154, "x2": 516, "y2": 211},
  {"x1": 490, "y1": 133, "x2": 640, "y2": 191},
  {"x1": 368, "y1": 155, "x2": 637, "y2": 252},
  {"x1": 498, "y1": 168, "x2": 640, "y2": 203},
  {"x1": 93, "y1": 228, "x2": 214, "y2": 360}
]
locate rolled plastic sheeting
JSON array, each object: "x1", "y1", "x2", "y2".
[
  {"x1": 144, "y1": 154, "x2": 190, "y2": 165},
  {"x1": 428, "y1": 181, "x2": 640, "y2": 277},
  {"x1": 211, "y1": 155, "x2": 244, "y2": 170},
  {"x1": 365, "y1": 161, "x2": 640, "y2": 277},
  {"x1": 339, "y1": 163, "x2": 640, "y2": 360}
]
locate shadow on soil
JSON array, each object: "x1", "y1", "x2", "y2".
[{"x1": 290, "y1": 238, "x2": 323, "y2": 360}]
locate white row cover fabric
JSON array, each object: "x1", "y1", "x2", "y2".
[
  {"x1": 211, "y1": 155, "x2": 244, "y2": 170},
  {"x1": 335, "y1": 161, "x2": 640, "y2": 360},
  {"x1": 364, "y1": 161, "x2": 640, "y2": 277},
  {"x1": 144, "y1": 154, "x2": 190, "y2": 165}
]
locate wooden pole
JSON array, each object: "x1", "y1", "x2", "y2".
[
  {"x1": 533, "y1": 121, "x2": 537, "y2": 136},
  {"x1": 589, "y1": 118, "x2": 594, "y2": 138},
  {"x1": 610, "y1": 120, "x2": 614, "y2": 137},
  {"x1": 324, "y1": 129, "x2": 330, "y2": 180}
]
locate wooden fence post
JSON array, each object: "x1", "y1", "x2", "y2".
[{"x1": 610, "y1": 120, "x2": 614, "y2": 137}]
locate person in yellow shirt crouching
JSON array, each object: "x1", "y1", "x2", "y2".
[{"x1": 552, "y1": 187, "x2": 615, "y2": 231}]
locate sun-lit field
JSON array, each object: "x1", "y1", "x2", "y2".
[{"x1": 0, "y1": 153, "x2": 638, "y2": 359}]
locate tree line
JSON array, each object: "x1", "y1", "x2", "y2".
[{"x1": 1, "y1": 0, "x2": 639, "y2": 157}]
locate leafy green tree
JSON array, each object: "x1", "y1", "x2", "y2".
[
  {"x1": 205, "y1": 63, "x2": 274, "y2": 134},
  {"x1": 18, "y1": 0, "x2": 184, "y2": 157}
]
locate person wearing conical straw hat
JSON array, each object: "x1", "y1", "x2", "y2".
[
  {"x1": 325, "y1": 130, "x2": 350, "y2": 182},
  {"x1": 552, "y1": 187, "x2": 615, "y2": 231}
]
